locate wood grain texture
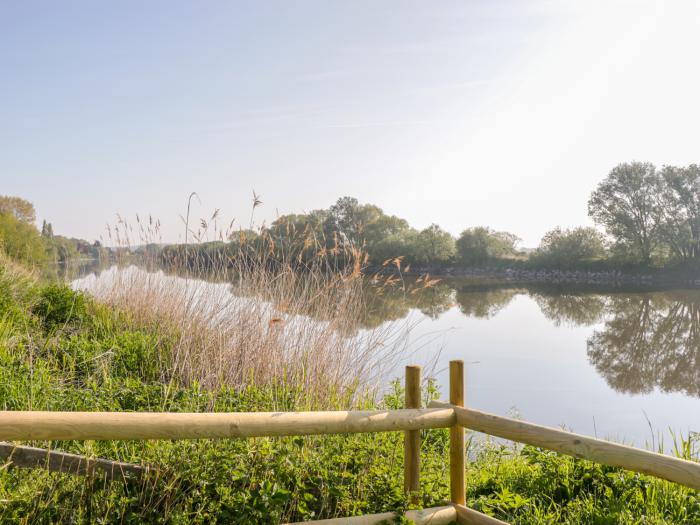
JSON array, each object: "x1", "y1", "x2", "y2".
[
  {"x1": 404, "y1": 365, "x2": 421, "y2": 502},
  {"x1": 0, "y1": 442, "x2": 146, "y2": 480},
  {"x1": 0, "y1": 409, "x2": 455, "y2": 441},
  {"x1": 430, "y1": 400, "x2": 700, "y2": 491},
  {"x1": 285, "y1": 505, "x2": 456, "y2": 525},
  {"x1": 454, "y1": 504, "x2": 510, "y2": 525},
  {"x1": 449, "y1": 360, "x2": 466, "y2": 505}
]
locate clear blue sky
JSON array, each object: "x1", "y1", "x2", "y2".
[{"x1": 3, "y1": 1, "x2": 700, "y2": 246}]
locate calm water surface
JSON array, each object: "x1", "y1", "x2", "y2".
[
  {"x1": 382, "y1": 282, "x2": 700, "y2": 447},
  {"x1": 73, "y1": 264, "x2": 700, "y2": 447}
]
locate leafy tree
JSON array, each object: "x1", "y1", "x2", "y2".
[
  {"x1": 413, "y1": 224, "x2": 456, "y2": 266},
  {"x1": 656, "y1": 164, "x2": 700, "y2": 262},
  {"x1": 323, "y1": 197, "x2": 409, "y2": 250},
  {"x1": 362, "y1": 213, "x2": 409, "y2": 249},
  {"x1": 533, "y1": 227, "x2": 607, "y2": 267},
  {"x1": 0, "y1": 195, "x2": 36, "y2": 223},
  {"x1": 41, "y1": 220, "x2": 54, "y2": 239},
  {"x1": 456, "y1": 227, "x2": 520, "y2": 265},
  {"x1": 0, "y1": 212, "x2": 46, "y2": 264},
  {"x1": 588, "y1": 162, "x2": 661, "y2": 265},
  {"x1": 371, "y1": 229, "x2": 420, "y2": 265},
  {"x1": 324, "y1": 196, "x2": 366, "y2": 244}
]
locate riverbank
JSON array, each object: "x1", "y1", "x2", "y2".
[
  {"x1": 388, "y1": 264, "x2": 700, "y2": 288},
  {"x1": 1, "y1": 254, "x2": 698, "y2": 523}
]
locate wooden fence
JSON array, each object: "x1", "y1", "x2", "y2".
[{"x1": 1, "y1": 360, "x2": 699, "y2": 524}]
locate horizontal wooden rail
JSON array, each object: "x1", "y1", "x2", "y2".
[
  {"x1": 430, "y1": 400, "x2": 700, "y2": 491},
  {"x1": 0, "y1": 408, "x2": 455, "y2": 441},
  {"x1": 286, "y1": 505, "x2": 456, "y2": 525},
  {"x1": 454, "y1": 504, "x2": 509, "y2": 525},
  {"x1": 285, "y1": 504, "x2": 508, "y2": 525},
  {"x1": 0, "y1": 442, "x2": 146, "y2": 480}
]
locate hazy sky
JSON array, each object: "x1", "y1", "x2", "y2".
[{"x1": 3, "y1": 0, "x2": 700, "y2": 246}]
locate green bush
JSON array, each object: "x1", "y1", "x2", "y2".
[
  {"x1": 32, "y1": 283, "x2": 87, "y2": 331},
  {"x1": 0, "y1": 263, "x2": 697, "y2": 524}
]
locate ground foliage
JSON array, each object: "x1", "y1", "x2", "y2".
[{"x1": 0, "y1": 256, "x2": 698, "y2": 524}]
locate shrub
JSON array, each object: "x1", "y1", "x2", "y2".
[{"x1": 32, "y1": 283, "x2": 87, "y2": 330}]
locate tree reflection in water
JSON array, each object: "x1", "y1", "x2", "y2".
[
  {"x1": 532, "y1": 292, "x2": 608, "y2": 326},
  {"x1": 73, "y1": 264, "x2": 700, "y2": 398},
  {"x1": 360, "y1": 281, "x2": 456, "y2": 329},
  {"x1": 587, "y1": 292, "x2": 700, "y2": 396},
  {"x1": 365, "y1": 281, "x2": 700, "y2": 398},
  {"x1": 454, "y1": 288, "x2": 519, "y2": 319}
]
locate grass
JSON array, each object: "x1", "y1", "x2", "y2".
[{"x1": 0, "y1": 246, "x2": 699, "y2": 523}]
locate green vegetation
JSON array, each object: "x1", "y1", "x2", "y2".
[
  {"x1": 0, "y1": 195, "x2": 106, "y2": 268},
  {"x1": 588, "y1": 162, "x2": 700, "y2": 268},
  {"x1": 147, "y1": 162, "x2": 700, "y2": 277},
  {"x1": 8, "y1": 159, "x2": 700, "y2": 277},
  {"x1": 0, "y1": 211, "x2": 47, "y2": 264},
  {"x1": 531, "y1": 227, "x2": 607, "y2": 268},
  {"x1": 0, "y1": 252, "x2": 698, "y2": 523},
  {"x1": 456, "y1": 227, "x2": 520, "y2": 266}
]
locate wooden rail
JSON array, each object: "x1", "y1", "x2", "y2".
[
  {"x1": 1, "y1": 360, "x2": 698, "y2": 524},
  {"x1": 0, "y1": 408, "x2": 454, "y2": 441},
  {"x1": 287, "y1": 505, "x2": 457, "y2": 525},
  {"x1": 429, "y1": 400, "x2": 700, "y2": 491},
  {"x1": 0, "y1": 442, "x2": 146, "y2": 480}
]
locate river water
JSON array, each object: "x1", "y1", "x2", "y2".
[
  {"x1": 72, "y1": 263, "x2": 700, "y2": 447},
  {"x1": 384, "y1": 282, "x2": 700, "y2": 448}
]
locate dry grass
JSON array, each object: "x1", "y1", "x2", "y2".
[
  {"x1": 0, "y1": 249, "x2": 37, "y2": 306},
  {"x1": 76, "y1": 206, "x2": 418, "y2": 403}
]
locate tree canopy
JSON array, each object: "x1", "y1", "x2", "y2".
[
  {"x1": 588, "y1": 162, "x2": 660, "y2": 264},
  {"x1": 456, "y1": 227, "x2": 520, "y2": 265},
  {"x1": 534, "y1": 227, "x2": 607, "y2": 267},
  {"x1": 0, "y1": 196, "x2": 36, "y2": 224},
  {"x1": 588, "y1": 162, "x2": 700, "y2": 266},
  {"x1": 0, "y1": 211, "x2": 46, "y2": 264}
]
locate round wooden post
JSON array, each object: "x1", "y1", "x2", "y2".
[
  {"x1": 404, "y1": 365, "x2": 421, "y2": 503},
  {"x1": 449, "y1": 360, "x2": 465, "y2": 505}
]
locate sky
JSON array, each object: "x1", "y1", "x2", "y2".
[{"x1": 3, "y1": 0, "x2": 700, "y2": 247}]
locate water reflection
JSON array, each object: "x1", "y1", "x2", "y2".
[
  {"x1": 362, "y1": 281, "x2": 700, "y2": 398},
  {"x1": 532, "y1": 292, "x2": 608, "y2": 326},
  {"x1": 361, "y1": 283, "x2": 455, "y2": 328},
  {"x1": 588, "y1": 293, "x2": 700, "y2": 396},
  {"x1": 70, "y1": 265, "x2": 700, "y2": 400},
  {"x1": 455, "y1": 288, "x2": 519, "y2": 319}
]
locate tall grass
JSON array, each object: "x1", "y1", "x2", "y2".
[{"x1": 75, "y1": 204, "x2": 418, "y2": 404}]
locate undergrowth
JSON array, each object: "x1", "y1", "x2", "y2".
[{"x1": 0, "y1": 252, "x2": 698, "y2": 524}]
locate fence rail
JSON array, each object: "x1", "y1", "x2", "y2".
[
  {"x1": 0, "y1": 408, "x2": 454, "y2": 441},
  {"x1": 1, "y1": 360, "x2": 698, "y2": 524},
  {"x1": 0, "y1": 442, "x2": 145, "y2": 480},
  {"x1": 429, "y1": 400, "x2": 700, "y2": 491}
]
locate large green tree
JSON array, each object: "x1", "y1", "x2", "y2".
[
  {"x1": 588, "y1": 162, "x2": 661, "y2": 265},
  {"x1": 534, "y1": 226, "x2": 607, "y2": 267},
  {"x1": 413, "y1": 224, "x2": 456, "y2": 266},
  {"x1": 656, "y1": 164, "x2": 700, "y2": 261},
  {"x1": 0, "y1": 195, "x2": 36, "y2": 223},
  {"x1": 456, "y1": 227, "x2": 520, "y2": 265},
  {"x1": 0, "y1": 212, "x2": 46, "y2": 264}
]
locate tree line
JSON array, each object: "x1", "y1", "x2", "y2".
[
  {"x1": 6, "y1": 160, "x2": 700, "y2": 272},
  {"x1": 0, "y1": 196, "x2": 106, "y2": 265},
  {"x1": 160, "y1": 161, "x2": 700, "y2": 273}
]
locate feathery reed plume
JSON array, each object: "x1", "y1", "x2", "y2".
[{"x1": 77, "y1": 198, "x2": 423, "y2": 404}]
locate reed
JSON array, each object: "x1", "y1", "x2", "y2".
[{"x1": 76, "y1": 202, "x2": 419, "y2": 403}]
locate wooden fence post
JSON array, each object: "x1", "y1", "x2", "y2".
[
  {"x1": 450, "y1": 360, "x2": 465, "y2": 505},
  {"x1": 404, "y1": 365, "x2": 422, "y2": 503}
]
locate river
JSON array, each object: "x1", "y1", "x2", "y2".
[{"x1": 72, "y1": 263, "x2": 700, "y2": 448}]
